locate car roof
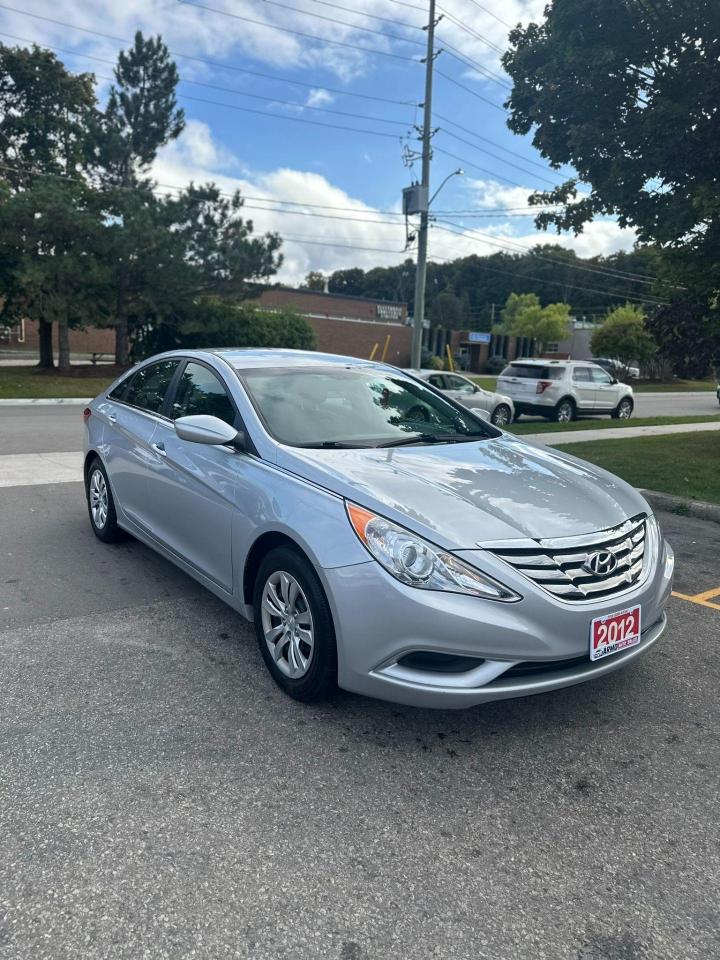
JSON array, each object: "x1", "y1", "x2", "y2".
[{"x1": 207, "y1": 348, "x2": 386, "y2": 371}]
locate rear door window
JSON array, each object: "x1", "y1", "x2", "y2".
[
  {"x1": 122, "y1": 360, "x2": 180, "y2": 414},
  {"x1": 573, "y1": 367, "x2": 592, "y2": 382},
  {"x1": 171, "y1": 362, "x2": 236, "y2": 427},
  {"x1": 427, "y1": 374, "x2": 446, "y2": 389}
]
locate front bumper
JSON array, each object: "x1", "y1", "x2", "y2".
[{"x1": 323, "y1": 539, "x2": 674, "y2": 709}]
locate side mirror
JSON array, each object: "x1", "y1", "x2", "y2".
[
  {"x1": 611, "y1": 377, "x2": 619, "y2": 385},
  {"x1": 174, "y1": 414, "x2": 239, "y2": 446}
]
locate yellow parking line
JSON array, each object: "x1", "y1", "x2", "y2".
[
  {"x1": 690, "y1": 586, "x2": 720, "y2": 602},
  {"x1": 672, "y1": 591, "x2": 720, "y2": 611}
]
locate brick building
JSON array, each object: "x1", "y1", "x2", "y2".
[
  {"x1": 254, "y1": 287, "x2": 411, "y2": 366},
  {"x1": 2, "y1": 288, "x2": 412, "y2": 366}
]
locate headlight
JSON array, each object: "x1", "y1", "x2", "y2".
[{"x1": 346, "y1": 502, "x2": 521, "y2": 602}]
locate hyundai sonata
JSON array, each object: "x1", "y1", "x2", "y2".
[{"x1": 83, "y1": 349, "x2": 674, "y2": 708}]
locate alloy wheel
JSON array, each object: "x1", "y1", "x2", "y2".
[
  {"x1": 556, "y1": 401, "x2": 574, "y2": 423},
  {"x1": 260, "y1": 571, "x2": 315, "y2": 679},
  {"x1": 492, "y1": 404, "x2": 511, "y2": 427},
  {"x1": 618, "y1": 399, "x2": 633, "y2": 419},
  {"x1": 89, "y1": 469, "x2": 108, "y2": 529}
]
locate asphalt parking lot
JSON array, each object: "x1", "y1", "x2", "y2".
[{"x1": 1, "y1": 407, "x2": 719, "y2": 959}]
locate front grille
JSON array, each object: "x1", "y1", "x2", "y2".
[{"x1": 491, "y1": 514, "x2": 647, "y2": 602}]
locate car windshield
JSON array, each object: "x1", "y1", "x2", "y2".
[{"x1": 239, "y1": 366, "x2": 495, "y2": 448}]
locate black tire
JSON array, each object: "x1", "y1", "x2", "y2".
[
  {"x1": 611, "y1": 397, "x2": 634, "y2": 420},
  {"x1": 253, "y1": 546, "x2": 338, "y2": 702},
  {"x1": 491, "y1": 403, "x2": 512, "y2": 427},
  {"x1": 554, "y1": 398, "x2": 576, "y2": 423},
  {"x1": 85, "y1": 457, "x2": 124, "y2": 543}
]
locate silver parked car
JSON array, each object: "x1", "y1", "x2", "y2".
[
  {"x1": 84, "y1": 349, "x2": 674, "y2": 709},
  {"x1": 406, "y1": 369, "x2": 514, "y2": 426}
]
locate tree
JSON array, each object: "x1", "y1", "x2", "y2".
[
  {"x1": 646, "y1": 301, "x2": 720, "y2": 379},
  {"x1": 0, "y1": 178, "x2": 109, "y2": 370},
  {"x1": 501, "y1": 292, "x2": 571, "y2": 351},
  {"x1": 502, "y1": 1, "x2": 720, "y2": 303},
  {"x1": 132, "y1": 299, "x2": 316, "y2": 359},
  {"x1": 430, "y1": 291, "x2": 468, "y2": 329},
  {"x1": 0, "y1": 43, "x2": 98, "y2": 366},
  {"x1": 98, "y1": 32, "x2": 185, "y2": 363},
  {"x1": 591, "y1": 304, "x2": 657, "y2": 371},
  {"x1": 302, "y1": 271, "x2": 325, "y2": 291}
]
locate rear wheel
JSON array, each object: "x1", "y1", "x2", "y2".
[
  {"x1": 85, "y1": 457, "x2": 123, "y2": 543},
  {"x1": 253, "y1": 546, "x2": 337, "y2": 702},
  {"x1": 611, "y1": 397, "x2": 634, "y2": 420},
  {"x1": 554, "y1": 398, "x2": 576, "y2": 423},
  {"x1": 491, "y1": 403, "x2": 512, "y2": 427}
]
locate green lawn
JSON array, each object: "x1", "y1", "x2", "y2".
[
  {"x1": 0, "y1": 366, "x2": 117, "y2": 399},
  {"x1": 632, "y1": 379, "x2": 717, "y2": 392},
  {"x1": 508, "y1": 414, "x2": 720, "y2": 435},
  {"x1": 556, "y1": 432, "x2": 720, "y2": 504}
]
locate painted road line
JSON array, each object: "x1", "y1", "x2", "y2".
[
  {"x1": 688, "y1": 586, "x2": 720, "y2": 602},
  {"x1": 672, "y1": 591, "x2": 720, "y2": 612},
  {"x1": 0, "y1": 452, "x2": 83, "y2": 488}
]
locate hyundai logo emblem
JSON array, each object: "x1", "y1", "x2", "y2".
[{"x1": 583, "y1": 550, "x2": 618, "y2": 576}]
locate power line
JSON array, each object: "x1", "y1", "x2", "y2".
[
  {"x1": 453, "y1": 0, "x2": 514, "y2": 31},
  {"x1": 177, "y1": 0, "x2": 419, "y2": 62},
  {"x1": 428, "y1": 232, "x2": 667, "y2": 306},
  {"x1": 434, "y1": 146, "x2": 530, "y2": 189},
  {"x1": 435, "y1": 111, "x2": 557, "y2": 176},
  {"x1": 430, "y1": 221, "x2": 664, "y2": 304},
  {"x1": 0, "y1": 10, "x2": 415, "y2": 107},
  {"x1": 435, "y1": 69, "x2": 505, "y2": 111},
  {"x1": 1, "y1": 34, "x2": 416, "y2": 130},
  {"x1": 302, "y1": 0, "x2": 424, "y2": 30},
  {"x1": 434, "y1": 219, "x2": 672, "y2": 286},
  {"x1": 439, "y1": 129, "x2": 561, "y2": 186},
  {"x1": 437, "y1": 6, "x2": 505, "y2": 55}
]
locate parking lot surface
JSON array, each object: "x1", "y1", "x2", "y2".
[{"x1": 1, "y1": 408, "x2": 719, "y2": 959}]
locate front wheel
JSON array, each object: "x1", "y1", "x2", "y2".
[
  {"x1": 555, "y1": 399, "x2": 575, "y2": 423},
  {"x1": 611, "y1": 397, "x2": 634, "y2": 420},
  {"x1": 491, "y1": 404, "x2": 512, "y2": 427},
  {"x1": 253, "y1": 546, "x2": 338, "y2": 702}
]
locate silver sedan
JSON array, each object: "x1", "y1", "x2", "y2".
[
  {"x1": 407, "y1": 369, "x2": 514, "y2": 426},
  {"x1": 84, "y1": 349, "x2": 673, "y2": 709}
]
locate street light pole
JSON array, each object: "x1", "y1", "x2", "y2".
[{"x1": 410, "y1": 0, "x2": 438, "y2": 370}]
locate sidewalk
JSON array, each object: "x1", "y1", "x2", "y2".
[{"x1": 524, "y1": 421, "x2": 720, "y2": 446}]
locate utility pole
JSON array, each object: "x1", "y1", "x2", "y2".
[{"x1": 410, "y1": 0, "x2": 438, "y2": 369}]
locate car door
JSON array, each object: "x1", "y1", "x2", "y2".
[
  {"x1": 571, "y1": 366, "x2": 596, "y2": 412},
  {"x1": 443, "y1": 374, "x2": 489, "y2": 414},
  {"x1": 145, "y1": 360, "x2": 240, "y2": 593},
  {"x1": 591, "y1": 365, "x2": 620, "y2": 411},
  {"x1": 99, "y1": 359, "x2": 181, "y2": 533}
]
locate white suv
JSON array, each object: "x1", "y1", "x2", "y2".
[{"x1": 496, "y1": 359, "x2": 634, "y2": 422}]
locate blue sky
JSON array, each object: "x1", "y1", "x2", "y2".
[{"x1": 5, "y1": 0, "x2": 636, "y2": 283}]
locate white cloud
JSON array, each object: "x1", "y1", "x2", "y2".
[{"x1": 306, "y1": 89, "x2": 334, "y2": 108}]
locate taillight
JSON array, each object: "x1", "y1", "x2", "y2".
[
  {"x1": 536, "y1": 380, "x2": 552, "y2": 395},
  {"x1": 83, "y1": 407, "x2": 92, "y2": 423}
]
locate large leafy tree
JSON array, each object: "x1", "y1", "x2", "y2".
[
  {"x1": 591, "y1": 304, "x2": 657, "y2": 371},
  {"x1": 502, "y1": 0, "x2": 720, "y2": 350},
  {"x1": 0, "y1": 44, "x2": 98, "y2": 366},
  {"x1": 501, "y1": 292, "x2": 571, "y2": 351}
]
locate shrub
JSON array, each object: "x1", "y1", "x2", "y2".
[{"x1": 133, "y1": 299, "x2": 316, "y2": 360}]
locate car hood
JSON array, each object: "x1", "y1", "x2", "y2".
[{"x1": 276, "y1": 434, "x2": 649, "y2": 549}]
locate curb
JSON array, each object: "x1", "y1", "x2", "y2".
[
  {"x1": 0, "y1": 398, "x2": 91, "y2": 405},
  {"x1": 641, "y1": 489, "x2": 720, "y2": 525}
]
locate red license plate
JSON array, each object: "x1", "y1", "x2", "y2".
[{"x1": 590, "y1": 605, "x2": 641, "y2": 662}]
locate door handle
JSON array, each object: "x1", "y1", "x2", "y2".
[
  {"x1": 151, "y1": 441, "x2": 167, "y2": 457},
  {"x1": 107, "y1": 412, "x2": 117, "y2": 424}
]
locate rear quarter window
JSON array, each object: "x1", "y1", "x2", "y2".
[{"x1": 500, "y1": 365, "x2": 565, "y2": 380}]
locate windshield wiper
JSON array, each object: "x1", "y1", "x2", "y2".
[
  {"x1": 378, "y1": 432, "x2": 487, "y2": 448},
  {"x1": 297, "y1": 440, "x2": 368, "y2": 449}
]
